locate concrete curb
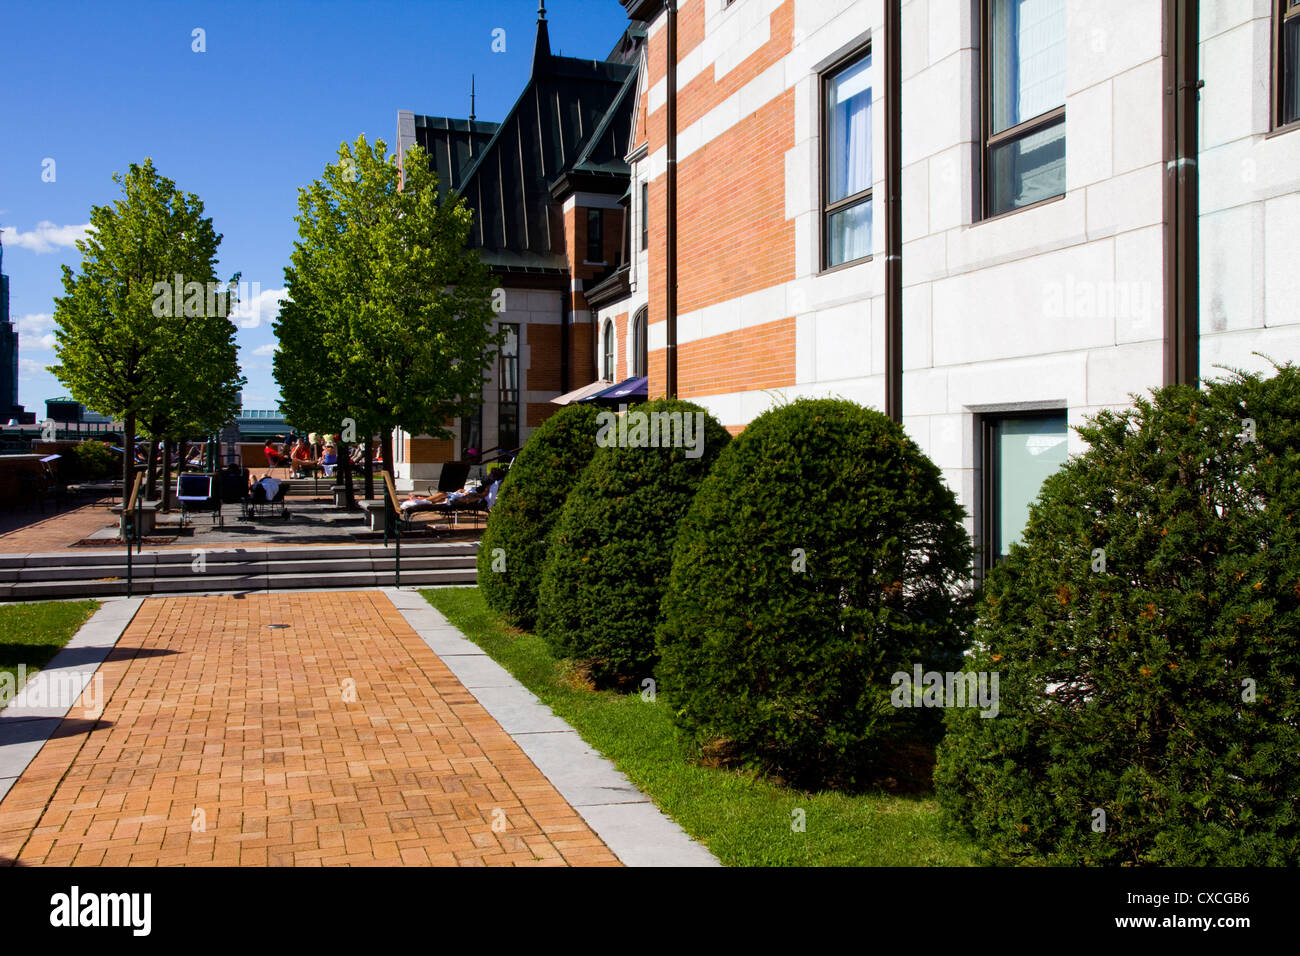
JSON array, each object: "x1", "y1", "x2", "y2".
[
  {"x1": 383, "y1": 586, "x2": 720, "y2": 868},
  {"x1": 0, "y1": 597, "x2": 143, "y2": 803}
]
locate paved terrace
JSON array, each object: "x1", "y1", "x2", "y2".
[
  {"x1": 0, "y1": 473, "x2": 480, "y2": 554},
  {"x1": 0, "y1": 590, "x2": 716, "y2": 866}
]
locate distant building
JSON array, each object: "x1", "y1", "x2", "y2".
[
  {"x1": 393, "y1": 7, "x2": 643, "y2": 484},
  {"x1": 0, "y1": 233, "x2": 33, "y2": 424}
]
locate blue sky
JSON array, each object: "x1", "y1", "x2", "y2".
[{"x1": 0, "y1": 0, "x2": 630, "y2": 415}]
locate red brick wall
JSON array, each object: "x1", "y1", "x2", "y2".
[
  {"x1": 615, "y1": 311, "x2": 629, "y2": 380},
  {"x1": 678, "y1": 316, "x2": 796, "y2": 397},
  {"x1": 642, "y1": 0, "x2": 798, "y2": 404},
  {"x1": 527, "y1": 322, "x2": 562, "y2": 392},
  {"x1": 526, "y1": 402, "x2": 559, "y2": 428}
]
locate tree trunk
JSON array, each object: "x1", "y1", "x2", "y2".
[
  {"x1": 382, "y1": 429, "x2": 394, "y2": 485},
  {"x1": 145, "y1": 436, "x2": 158, "y2": 501},
  {"x1": 161, "y1": 438, "x2": 173, "y2": 512},
  {"x1": 340, "y1": 440, "x2": 356, "y2": 510},
  {"x1": 363, "y1": 437, "x2": 374, "y2": 500},
  {"x1": 122, "y1": 412, "x2": 136, "y2": 540}
]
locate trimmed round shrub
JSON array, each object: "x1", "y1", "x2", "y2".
[
  {"x1": 478, "y1": 402, "x2": 603, "y2": 628},
  {"x1": 536, "y1": 398, "x2": 731, "y2": 687},
  {"x1": 935, "y1": 365, "x2": 1300, "y2": 865},
  {"x1": 655, "y1": 398, "x2": 973, "y2": 789}
]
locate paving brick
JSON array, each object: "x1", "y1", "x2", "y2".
[{"x1": 0, "y1": 591, "x2": 618, "y2": 867}]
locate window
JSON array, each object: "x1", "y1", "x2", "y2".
[
  {"x1": 822, "y1": 46, "x2": 872, "y2": 268},
  {"x1": 631, "y1": 307, "x2": 648, "y2": 376},
  {"x1": 979, "y1": 411, "x2": 1068, "y2": 572},
  {"x1": 982, "y1": 0, "x2": 1067, "y2": 217},
  {"x1": 1276, "y1": 0, "x2": 1300, "y2": 128},
  {"x1": 461, "y1": 404, "x2": 482, "y2": 458},
  {"x1": 498, "y1": 324, "x2": 519, "y2": 451},
  {"x1": 587, "y1": 208, "x2": 604, "y2": 263},
  {"x1": 640, "y1": 181, "x2": 648, "y2": 250},
  {"x1": 602, "y1": 319, "x2": 615, "y2": 380}
]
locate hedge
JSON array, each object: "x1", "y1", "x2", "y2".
[
  {"x1": 477, "y1": 402, "x2": 603, "y2": 628},
  {"x1": 655, "y1": 397, "x2": 973, "y2": 789},
  {"x1": 536, "y1": 398, "x2": 731, "y2": 687},
  {"x1": 935, "y1": 365, "x2": 1300, "y2": 865}
]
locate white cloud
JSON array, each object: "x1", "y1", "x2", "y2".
[
  {"x1": 14, "y1": 312, "x2": 54, "y2": 336},
  {"x1": 18, "y1": 357, "x2": 51, "y2": 379},
  {"x1": 250, "y1": 343, "x2": 279, "y2": 357},
  {"x1": 1, "y1": 221, "x2": 91, "y2": 253},
  {"x1": 231, "y1": 287, "x2": 289, "y2": 329}
]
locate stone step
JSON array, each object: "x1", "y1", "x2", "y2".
[
  {"x1": 0, "y1": 566, "x2": 477, "y2": 601},
  {"x1": 6, "y1": 553, "x2": 474, "y2": 583},
  {"x1": 0, "y1": 540, "x2": 478, "y2": 569}
]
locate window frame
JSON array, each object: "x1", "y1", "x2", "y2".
[
  {"x1": 631, "y1": 306, "x2": 648, "y2": 377},
  {"x1": 497, "y1": 323, "x2": 520, "y2": 452},
  {"x1": 978, "y1": 408, "x2": 1068, "y2": 577},
  {"x1": 601, "y1": 319, "x2": 615, "y2": 380},
  {"x1": 819, "y1": 42, "x2": 874, "y2": 272},
  {"x1": 1272, "y1": 0, "x2": 1300, "y2": 132},
  {"x1": 979, "y1": 0, "x2": 1068, "y2": 220},
  {"x1": 586, "y1": 208, "x2": 605, "y2": 264}
]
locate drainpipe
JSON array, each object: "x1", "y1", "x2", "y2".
[
  {"x1": 665, "y1": 0, "x2": 679, "y2": 398},
  {"x1": 884, "y1": 0, "x2": 903, "y2": 422},
  {"x1": 1163, "y1": 0, "x2": 1200, "y2": 387}
]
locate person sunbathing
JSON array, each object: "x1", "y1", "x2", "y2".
[{"x1": 400, "y1": 486, "x2": 481, "y2": 512}]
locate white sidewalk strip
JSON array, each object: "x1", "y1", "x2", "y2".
[
  {"x1": 383, "y1": 587, "x2": 719, "y2": 867},
  {"x1": 0, "y1": 597, "x2": 142, "y2": 804}
]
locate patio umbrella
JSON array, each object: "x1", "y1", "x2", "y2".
[{"x1": 580, "y1": 376, "x2": 649, "y2": 406}]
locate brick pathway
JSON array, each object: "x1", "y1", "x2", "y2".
[
  {"x1": 0, "y1": 500, "x2": 119, "y2": 552},
  {"x1": 0, "y1": 591, "x2": 619, "y2": 866}
]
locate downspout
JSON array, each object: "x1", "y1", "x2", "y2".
[
  {"x1": 1162, "y1": 0, "x2": 1200, "y2": 387},
  {"x1": 884, "y1": 0, "x2": 903, "y2": 422},
  {"x1": 665, "y1": 0, "x2": 679, "y2": 398},
  {"x1": 560, "y1": 296, "x2": 570, "y2": 392}
]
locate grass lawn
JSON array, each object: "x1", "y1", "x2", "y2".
[
  {"x1": 422, "y1": 586, "x2": 976, "y2": 867},
  {"x1": 0, "y1": 601, "x2": 101, "y2": 708}
]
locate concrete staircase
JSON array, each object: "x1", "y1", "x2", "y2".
[{"x1": 0, "y1": 541, "x2": 478, "y2": 600}]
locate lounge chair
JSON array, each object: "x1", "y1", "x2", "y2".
[{"x1": 243, "y1": 479, "x2": 291, "y2": 520}]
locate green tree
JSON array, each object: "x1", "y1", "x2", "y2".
[
  {"x1": 274, "y1": 135, "x2": 499, "y2": 501},
  {"x1": 50, "y1": 158, "x2": 243, "y2": 499}
]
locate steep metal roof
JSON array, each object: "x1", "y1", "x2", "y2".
[
  {"x1": 410, "y1": 115, "x2": 500, "y2": 197},
  {"x1": 448, "y1": 16, "x2": 637, "y2": 270}
]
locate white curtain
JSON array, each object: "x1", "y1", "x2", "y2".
[{"x1": 829, "y1": 52, "x2": 872, "y2": 202}]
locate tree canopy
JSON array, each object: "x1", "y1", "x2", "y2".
[
  {"x1": 274, "y1": 135, "x2": 500, "y2": 469},
  {"x1": 50, "y1": 158, "x2": 243, "y2": 492}
]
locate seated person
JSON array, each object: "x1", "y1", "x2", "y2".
[
  {"x1": 264, "y1": 441, "x2": 289, "y2": 469},
  {"x1": 319, "y1": 444, "x2": 339, "y2": 476},
  {"x1": 290, "y1": 439, "x2": 314, "y2": 476}
]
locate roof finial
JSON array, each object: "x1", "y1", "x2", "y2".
[
  {"x1": 470, "y1": 74, "x2": 476, "y2": 122},
  {"x1": 538, "y1": 1, "x2": 546, "y2": 21}
]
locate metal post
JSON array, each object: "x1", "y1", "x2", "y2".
[{"x1": 125, "y1": 510, "x2": 133, "y2": 597}]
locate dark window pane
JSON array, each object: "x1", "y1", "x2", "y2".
[
  {"x1": 602, "y1": 321, "x2": 614, "y2": 379},
  {"x1": 641, "y1": 182, "x2": 649, "y2": 250},
  {"x1": 498, "y1": 324, "x2": 519, "y2": 450},
  {"x1": 587, "y1": 208, "x2": 603, "y2": 262},
  {"x1": 988, "y1": 116, "x2": 1065, "y2": 215}
]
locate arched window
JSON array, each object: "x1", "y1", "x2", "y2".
[
  {"x1": 602, "y1": 319, "x2": 615, "y2": 381},
  {"x1": 631, "y1": 307, "x2": 648, "y2": 377}
]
